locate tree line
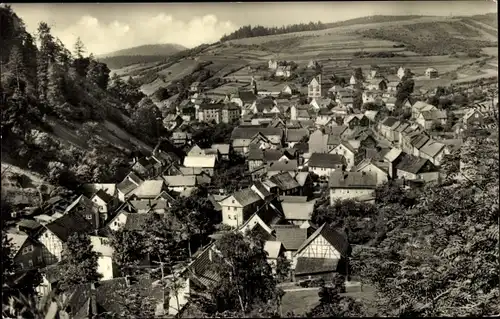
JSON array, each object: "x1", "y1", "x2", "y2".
[{"x1": 220, "y1": 21, "x2": 327, "y2": 42}]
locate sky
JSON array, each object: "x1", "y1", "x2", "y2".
[{"x1": 8, "y1": 1, "x2": 498, "y2": 55}]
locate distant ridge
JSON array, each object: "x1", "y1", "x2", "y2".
[{"x1": 98, "y1": 43, "x2": 187, "y2": 58}]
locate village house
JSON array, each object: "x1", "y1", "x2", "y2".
[
  {"x1": 307, "y1": 153, "x2": 346, "y2": 177},
  {"x1": 462, "y1": 108, "x2": 485, "y2": 127},
  {"x1": 219, "y1": 188, "x2": 265, "y2": 228},
  {"x1": 343, "y1": 114, "x2": 369, "y2": 129},
  {"x1": 37, "y1": 212, "x2": 94, "y2": 264},
  {"x1": 269, "y1": 172, "x2": 301, "y2": 196},
  {"x1": 163, "y1": 175, "x2": 197, "y2": 195},
  {"x1": 183, "y1": 155, "x2": 217, "y2": 176},
  {"x1": 231, "y1": 127, "x2": 284, "y2": 154},
  {"x1": 129, "y1": 199, "x2": 171, "y2": 214},
  {"x1": 308, "y1": 129, "x2": 329, "y2": 154},
  {"x1": 354, "y1": 158, "x2": 389, "y2": 185},
  {"x1": 247, "y1": 147, "x2": 292, "y2": 172},
  {"x1": 397, "y1": 66, "x2": 406, "y2": 79},
  {"x1": 276, "y1": 65, "x2": 292, "y2": 78},
  {"x1": 268, "y1": 59, "x2": 278, "y2": 70},
  {"x1": 231, "y1": 91, "x2": 258, "y2": 108},
  {"x1": 266, "y1": 159, "x2": 299, "y2": 177},
  {"x1": 210, "y1": 143, "x2": 231, "y2": 160},
  {"x1": 418, "y1": 139, "x2": 448, "y2": 166},
  {"x1": 6, "y1": 231, "x2": 45, "y2": 272},
  {"x1": 128, "y1": 180, "x2": 168, "y2": 201},
  {"x1": 411, "y1": 101, "x2": 437, "y2": 120},
  {"x1": 90, "y1": 189, "x2": 118, "y2": 219},
  {"x1": 264, "y1": 241, "x2": 286, "y2": 273},
  {"x1": 273, "y1": 225, "x2": 308, "y2": 269},
  {"x1": 90, "y1": 235, "x2": 117, "y2": 281},
  {"x1": 293, "y1": 223, "x2": 350, "y2": 281},
  {"x1": 382, "y1": 147, "x2": 404, "y2": 179},
  {"x1": 395, "y1": 153, "x2": 440, "y2": 182},
  {"x1": 308, "y1": 75, "x2": 322, "y2": 99},
  {"x1": 330, "y1": 141, "x2": 357, "y2": 171},
  {"x1": 197, "y1": 103, "x2": 223, "y2": 124},
  {"x1": 384, "y1": 97, "x2": 398, "y2": 111},
  {"x1": 329, "y1": 171, "x2": 377, "y2": 205},
  {"x1": 425, "y1": 67, "x2": 439, "y2": 79},
  {"x1": 190, "y1": 81, "x2": 202, "y2": 93},
  {"x1": 416, "y1": 109, "x2": 447, "y2": 130},
  {"x1": 250, "y1": 97, "x2": 276, "y2": 114},
  {"x1": 286, "y1": 128, "x2": 309, "y2": 148},
  {"x1": 63, "y1": 195, "x2": 102, "y2": 230},
  {"x1": 310, "y1": 97, "x2": 333, "y2": 111},
  {"x1": 279, "y1": 196, "x2": 317, "y2": 226},
  {"x1": 362, "y1": 90, "x2": 383, "y2": 104},
  {"x1": 131, "y1": 157, "x2": 163, "y2": 179},
  {"x1": 282, "y1": 83, "x2": 299, "y2": 96},
  {"x1": 365, "y1": 78, "x2": 388, "y2": 91}
]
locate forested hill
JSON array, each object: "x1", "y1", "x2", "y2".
[
  {"x1": 0, "y1": 5, "x2": 165, "y2": 190},
  {"x1": 220, "y1": 21, "x2": 327, "y2": 41}
]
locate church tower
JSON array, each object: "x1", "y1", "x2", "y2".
[{"x1": 251, "y1": 76, "x2": 258, "y2": 95}]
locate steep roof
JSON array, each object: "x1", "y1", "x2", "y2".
[
  {"x1": 163, "y1": 175, "x2": 197, "y2": 187},
  {"x1": 381, "y1": 116, "x2": 398, "y2": 127},
  {"x1": 64, "y1": 195, "x2": 97, "y2": 214},
  {"x1": 264, "y1": 241, "x2": 283, "y2": 259},
  {"x1": 183, "y1": 155, "x2": 216, "y2": 168},
  {"x1": 383, "y1": 148, "x2": 403, "y2": 163},
  {"x1": 231, "y1": 127, "x2": 283, "y2": 140},
  {"x1": 329, "y1": 171, "x2": 377, "y2": 189},
  {"x1": 295, "y1": 257, "x2": 339, "y2": 275},
  {"x1": 44, "y1": 212, "x2": 94, "y2": 242},
  {"x1": 6, "y1": 233, "x2": 29, "y2": 256},
  {"x1": 295, "y1": 223, "x2": 350, "y2": 257},
  {"x1": 328, "y1": 125, "x2": 348, "y2": 137},
  {"x1": 237, "y1": 91, "x2": 258, "y2": 103},
  {"x1": 93, "y1": 189, "x2": 114, "y2": 204},
  {"x1": 269, "y1": 172, "x2": 300, "y2": 191},
  {"x1": 129, "y1": 200, "x2": 170, "y2": 211},
  {"x1": 131, "y1": 180, "x2": 165, "y2": 198},
  {"x1": 123, "y1": 213, "x2": 150, "y2": 231},
  {"x1": 286, "y1": 128, "x2": 309, "y2": 143},
  {"x1": 281, "y1": 200, "x2": 316, "y2": 221},
  {"x1": 308, "y1": 153, "x2": 346, "y2": 168},
  {"x1": 267, "y1": 160, "x2": 298, "y2": 172},
  {"x1": 395, "y1": 153, "x2": 436, "y2": 174},
  {"x1": 273, "y1": 225, "x2": 308, "y2": 251},
  {"x1": 232, "y1": 188, "x2": 262, "y2": 207},
  {"x1": 419, "y1": 140, "x2": 446, "y2": 158}
]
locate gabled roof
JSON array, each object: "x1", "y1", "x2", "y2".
[
  {"x1": 130, "y1": 180, "x2": 165, "y2": 198},
  {"x1": 129, "y1": 200, "x2": 169, "y2": 212},
  {"x1": 308, "y1": 153, "x2": 346, "y2": 168},
  {"x1": 411, "y1": 134, "x2": 430, "y2": 150},
  {"x1": 92, "y1": 189, "x2": 114, "y2": 204},
  {"x1": 269, "y1": 172, "x2": 301, "y2": 191},
  {"x1": 117, "y1": 173, "x2": 143, "y2": 195},
  {"x1": 286, "y1": 129, "x2": 309, "y2": 143},
  {"x1": 295, "y1": 223, "x2": 350, "y2": 257},
  {"x1": 328, "y1": 125, "x2": 348, "y2": 137},
  {"x1": 43, "y1": 212, "x2": 94, "y2": 242},
  {"x1": 163, "y1": 175, "x2": 197, "y2": 187},
  {"x1": 267, "y1": 160, "x2": 298, "y2": 172},
  {"x1": 231, "y1": 127, "x2": 283, "y2": 140},
  {"x1": 381, "y1": 116, "x2": 399, "y2": 127},
  {"x1": 384, "y1": 148, "x2": 403, "y2": 163},
  {"x1": 264, "y1": 241, "x2": 283, "y2": 259},
  {"x1": 395, "y1": 153, "x2": 436, "y2": 174},
  {"x1": 6, "y1": 232, "x2": 29, "y2": 256},
  {"x1": 183, "y1": 155, "x2": 216, "y2": 168},
  {"x1": 237, "y1": 91, "x2": 258, "y2": 103},
  {"x1": 329, "y1": 171, "x2": 377, "y2": 189},
  {"x1": 281, "y1": 200, "x2": 316, "y2": 221},
  {"x1": 64, "y1": 195, "x2": 98, "y2": 214},
  {"x1": 419, "y1": 140, "x2": 446, "y2": 158},
  {"x1": 292, "y1": 172, "x2": 310, "y2": 187},
  {"x1": 232, "y1": 188, "x2": 262, "y2": 207},
  {"x1": 273, "y1": 225, "x2": 308, "y2": 251}
]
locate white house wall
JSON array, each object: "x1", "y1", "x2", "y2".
[{"x1": 329, "y1": 188, "x2": 374, "y2": 205}]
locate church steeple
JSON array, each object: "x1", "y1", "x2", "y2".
[{"x1": 251, "y1": 76, "x2": 257, "y2": 95}]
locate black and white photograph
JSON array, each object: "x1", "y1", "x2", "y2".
[{"x1": 1, "y1": 1, "x2": 498, "y2": 317}]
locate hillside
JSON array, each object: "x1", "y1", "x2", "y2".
[
  {"x1": 97, "y1": 44, "x2": 187, "y2": 69},
  {"x1": 109, "y1": 14, "x2": 496, "y2": 100},
  {"x1": 0, "y1": 5, "x2": 163, "y2": 208}
]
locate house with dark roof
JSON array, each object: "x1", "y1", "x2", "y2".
[
  {"x1": 63, "y1": 195, "x2": 102, "y2": 230},
  {"x1": 330, "y1": 141, "x2": 358, "y2": 171},
  {"x1": 266, "y1": 159, "x2": 299, "y2": 177},
  {"x1": 90, "y1": 189, "x2": 118, "y2": 221},
  {"x1": 163, "y1": 175, "x2": 197, "y2": 195},
  {"x1": 269, "y1": 172, "x2": 301, "y2": 196},
  {"x1": 128, "y1": 180, "x2": 168, "y2": 201},
  {"x1": 395, "y1": 153, "x2": 440, "y2": 182},
  {"x1": 354, "y1": 158, "x2": 389, "y2": 185},
  {"x1": 218, "y1": 188, "x2": 265, "y2": 228},
  {"x1": 307, "y1": 153, "x2": 346, "y2": 177},
  {"x1": 293, "y1": 223, "x2": 350, "y2": 281},
  {"x1": 6, "y1": 230, "x2": 45, "y2": 273},
  {"x1": 36, "y1": 212, "x2": 94, "y2": 264},
  {"x1": 286, "y1": 128, "x2": 309, "y2": 148},
  {"x1": 280, "y1": 196, "x2": 317, "y2": 226},
  {"x1": 230, "y1": 126, "x2": 284, "y2": 154},
  {"x1": 329, "y1": 171, "x2": 377, "y2": 205},
  {"x1": 416, "y1": 109, "x2": 447, "y2": 130},
  {"x1": 117, "y1": 172, "x2": 144, "y2": 202},
  {"x1": 273, "y1": 225, "x2": 308, "y2": 264},
  {"x1": 378, "y1": 116, "x2": 399, "y2": 141}
]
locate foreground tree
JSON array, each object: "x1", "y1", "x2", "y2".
[
  {"x1": 352, "y1": 135, "x2": 499, "y2": 316},
  {"x1": 190, "y1": 231, "x2": 281, "y2": 317},
  {"x1": 109, "y1": 228, "x2": 149, "y2": 276},
  {"x1": 58, "y1": 233, "x2": 101, "y2": 291}
]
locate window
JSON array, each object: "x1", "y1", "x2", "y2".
[
  {"x1": 28, "y1": 260, "x2": 33, "y2": 267},
  {"x1": 45, "y1": 233, "x2": 48, "y2": 238},
  {"x1": 86, "y1": 215, "x2": 93, "y2": 220},
  {"x1": 37, "y1": 256, "x2": 43, "y2": 263},
  {"x1": 22, "y1": 245, "x2": 33, "y2": 255},
  {"x1": 233, "y1": 207, "x2": 237, "y2": 211}
]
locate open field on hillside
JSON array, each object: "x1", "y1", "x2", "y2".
[{"x1": 205, "y1": 82, "x2": 250, "y2": 96}]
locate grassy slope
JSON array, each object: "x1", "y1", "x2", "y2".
[{"x1": 111, "y1": 14, "x2": 497, "y2": 98}]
